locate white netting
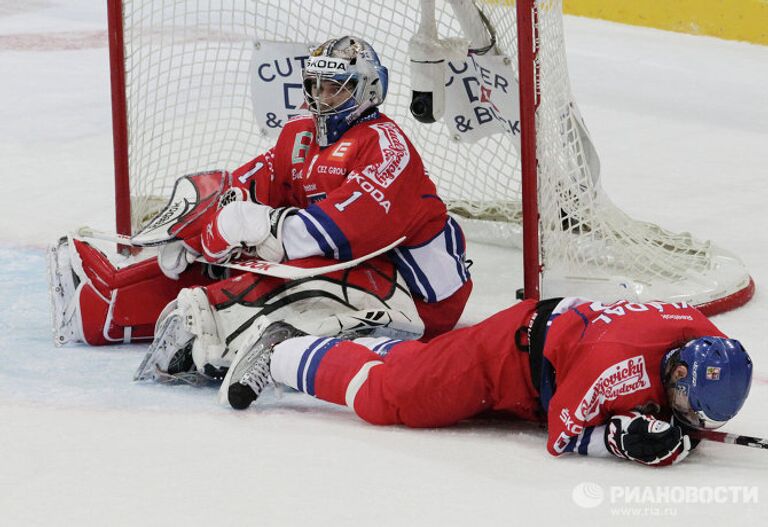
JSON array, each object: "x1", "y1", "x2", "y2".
[
  {"x1": 122, "y1": 0, "x2": 523, "y2": 229},
  {"x1": 531, "y1": 1, "x2": 750, "y2": 304},
  {"x1": 118, "y1": 0, "x2": 751, "y2": 308}
]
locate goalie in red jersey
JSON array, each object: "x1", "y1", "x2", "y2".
[
  {"x1": 195, "y1": 35, "x2": 472, "y2": 335},
  {"x1": 222, "y1": 297, "x2": 753, "y2": 467},
  {"x1": 47, "y1": 36, "x2": 472, "y2": 382}
]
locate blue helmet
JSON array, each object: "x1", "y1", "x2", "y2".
[
  {"x1": 663, "y1": 337, "x2": 752, "y2": 430},
  {"x1": 302, "y1": 36, "x2": 389, "y2": 147}
]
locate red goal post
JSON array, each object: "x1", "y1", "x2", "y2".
[
  {"x1": 107, "y1": 0, "x2": 131, "y2": 240},
  {"x1": 516, "y1": 0, "x2": 540, "y2": 301}
]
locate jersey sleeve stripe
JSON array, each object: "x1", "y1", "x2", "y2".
[
  {"x1": 393, "y1": 247, "x2": 437, "y2": 302},
  {"x1": 391, "y1": 219, "x2": 471, "y2": 303},
  {"x1": 445, "y1": 217, "x2": 470, "y2": 282},
  {"x1": 577, "y1": 426, "x2": 594, "y2": 455},
  {"x1": 301, "y1": 205, "x2": 352, "y2": 260},
  {"x1": 295, "y1": 212, "x2": 336, "y2": 259},
  {"x1": 563, "y1": 435, "x2": 578, "y2": 453}
]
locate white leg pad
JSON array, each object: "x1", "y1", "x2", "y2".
[
  {"x1": 47, "y1": 235, "x2": 87, "y2": 346},
  {"x1": 175, "y1": 287, "x2": 227, "y2": 371}
]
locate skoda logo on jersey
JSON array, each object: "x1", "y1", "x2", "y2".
[{"x1": 306, "y1": 56, "x2": 350, "y2": 75}]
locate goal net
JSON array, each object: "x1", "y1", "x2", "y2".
[{"x1": 108, "y1": 0, "x2": 753, "y2": 314}]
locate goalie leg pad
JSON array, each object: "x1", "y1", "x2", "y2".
[
  {"x1": 47, "y1": 236, "x2": 86, "y2": 346},
  {"x1": 201, "y1": 256, "x2": 424, "y2": 372},
  {"x1": 49, "y1": 235, "x2": 217, "y2": 346},
  {"x1": 47, "y1": 236, "x2": 133, "y2": 346},
  {"x1": 184, "y1": 287, "x2": 227, "y2": 373}
]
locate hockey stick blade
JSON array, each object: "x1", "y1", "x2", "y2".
[
  {"x1": 693, "y1": 430, "x2": 768, "y2": 450},
  {"x1": 75, "y1": 227, "x2": 405, "y2": 280}
]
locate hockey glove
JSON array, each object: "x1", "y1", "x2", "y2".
[
  {"x1": 604, "y1": 411, "x2": 691, "y2": 466},
  {"x1": 218, "y1": 186, "x2": 249, "y2": 208},
  {"x1": 158, "y1": 241, "x2": 199, "y2": 280},
  {"x1": 201, "y1": 201, "x2": 297, "y2": 263},
  {"x1": 154, "y1": 183, "x2": 250, "y2": 279}
]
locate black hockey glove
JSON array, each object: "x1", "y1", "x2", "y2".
[{"x1": 604, "y1": 411, "x2": 692, "y2": 466}]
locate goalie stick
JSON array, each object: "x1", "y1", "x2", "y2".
[
  {"x1": 76, "y1": 227, "x2": 405, "y2": 280},
  {"x1": 693, "y1": 430, "x2": 768, "y2": 451}
]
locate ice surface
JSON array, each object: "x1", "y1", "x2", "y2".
[{"x1": 1, "y1": 2, "x2": 767, "y2": 525}]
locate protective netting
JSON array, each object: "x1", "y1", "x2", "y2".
[
  {"x1": 122, "y1": 0, "x2": 522, "y2": 229},
  {"x1": 118, "y1": 0, "x2": 751, "y2": 308},
  {"x1": 531, "y1": 1, "x2": 749, "y2": 304}
]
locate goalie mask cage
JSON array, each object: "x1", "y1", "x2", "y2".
[{"x1": 107, "y1": 0, "x2": 754, "y2": 315}]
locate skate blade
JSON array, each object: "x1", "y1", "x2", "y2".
[{"x1": 152, "y1": 368, "x2": 210, "y2": 386}]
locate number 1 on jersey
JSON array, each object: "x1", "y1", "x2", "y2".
[{"x1": 334, "y1": 191, "x2": 362, "y2": 212}]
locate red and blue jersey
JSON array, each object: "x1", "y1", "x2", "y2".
[
  {"x1": 231, "y1": 112, "x2": 470, "y2": 305},
  {"x1": 267, "y1": 297, "x2": 729, "y2": 461},
  {"x1": 541, "y1": 298, "x2": 725, "y2": 456}
]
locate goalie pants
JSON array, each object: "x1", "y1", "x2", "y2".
[
  {"x1": 270, "y1": 300, "x2": 543, "y2": 427},
  {"x1": 73, "y1": 241, "x2": 470, "y2": 345}
]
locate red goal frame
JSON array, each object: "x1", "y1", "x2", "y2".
[{"x1": 105, "y1": 0, "x2": 753, "y2": 314}]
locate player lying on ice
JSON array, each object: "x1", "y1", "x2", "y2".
[
  {"x1": 47, "y1": 36, "x2": 473, "y2": 380},
  {"x1": 219, "y1": 297, "x2": 753, "y2": 467}
]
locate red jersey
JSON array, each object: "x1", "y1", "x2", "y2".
[
  {"x1": 231, "y1": 112, "x2": 470, "y2": 305},
  {"x1": 542, "y1": 298, "x2": 725, "y2": 455},
  {"x1": 267, "y1": 297, "x2": 729, "y2": 461}
]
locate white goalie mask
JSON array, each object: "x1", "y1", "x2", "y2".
[{"x1": 302, "y1": 36, "x2": 389, "y2": 147}]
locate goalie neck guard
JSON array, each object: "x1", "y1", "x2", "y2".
[
  {"x1": 302, "y1": 36, "x2": 389, "y2": 147},
  {"x1": 663, "y1": 336, "x2": 752, "y2": 430}
]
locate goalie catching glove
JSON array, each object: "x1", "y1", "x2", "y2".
[
  {"x1": 201, "y1": 201, "x2": 297, "y2": 264},
  {"x1": 158, "y1": 241, "x2": 199, "y2": 280},
  {"x1": 157, "y1": 186, "x2": 252, "y2": 279},
  {"x1": 605, "y1": 411, "x2": 692, "y2": 466}
]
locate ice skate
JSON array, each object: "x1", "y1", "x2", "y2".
[
  {"x1": 134, "y1": 287, "x2": 225, "y2": 384},
  {"x1": 222, "y1": 320, "x2": 306, "y2": 410},
  {"x1": 133, "y1": 304, "x2": 198, "y2": 384}
]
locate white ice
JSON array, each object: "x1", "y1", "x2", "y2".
[{"x1": 1, "y1": 2, "x2": 767, "y2": 525}]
